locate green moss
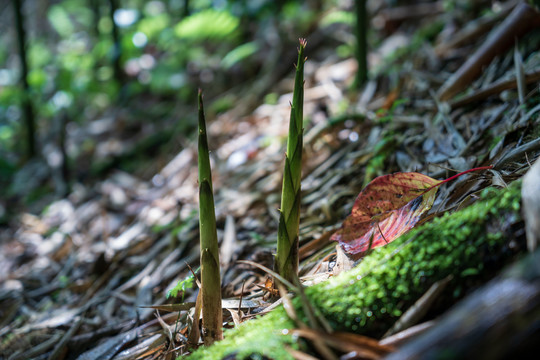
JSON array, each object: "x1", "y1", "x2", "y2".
[
  {"x1": 307, "y1": 182, "x2": 522, "y2": 336},
  {"x1": 186, "y1": 310, "x2": 296, "y2": 360},
  {"x1": 188, "y1": 182, "x2": 523, "y2": 358}
]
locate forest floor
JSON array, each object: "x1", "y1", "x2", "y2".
[{"x1": 2, "y1": 1, "x2": 540, "y2": 359}]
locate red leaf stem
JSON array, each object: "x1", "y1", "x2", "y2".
[{"x1": 430, "y1": 165, "x2": 493, "y2": 188}]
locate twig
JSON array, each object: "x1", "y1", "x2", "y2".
[
  {"x1": 379, "y1": 320, "x2": 437, "y2": 347},
  {"x1": 238, "y1": 279, "x2": 246, "y2": 318},
  {"x1": 48, "y1": 316, "x2": 83, "y2": 360},
  {"x1": 494, "y1": 137, "x2": 540, "y2": 169},
  {"x1": 383, "y1": 275, "x2": 452, "y2": 338},
  {"x1": 449, "y1": 70, "x2": 540, "y2": 109},
  {"x1": 237, "y1": 260, "x2": 298, "y2": 291}
]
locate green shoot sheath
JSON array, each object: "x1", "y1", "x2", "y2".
[
  {"x1": 276, "y1": 39, "x2": 307, "y2": 284},
  {"x1": 198, "y1": 90, "x2": 223, "y2": 345}
]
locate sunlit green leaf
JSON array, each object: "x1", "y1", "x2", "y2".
[
  {"x1": 48, "y1": 5, "x2": 74, "y2": 37},
  {"x1": 321, "y1": 10, "x2": 354, "y2": 27},
  {"x1": 174, "y1": 9, "x2": 239, "y2": 41},
  {"x1": 138, "y1": 14, "x2": 170, "y2": 39},
  {"x1": 221, "y1": 42, "x2": 259, "y2": 69}
]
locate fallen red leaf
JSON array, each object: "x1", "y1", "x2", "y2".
[{"x1": 332, "y1": 166, "x2": 492, "y2": 254}]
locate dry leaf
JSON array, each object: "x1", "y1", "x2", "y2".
[{"x1": 332, "y1": 167, "x2": 492, "y2": 254}]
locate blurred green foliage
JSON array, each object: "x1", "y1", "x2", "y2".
[{"x1": 0, "y1": 0, "x2": 324, "y2": 199}]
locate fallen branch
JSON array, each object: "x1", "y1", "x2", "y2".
[{"x1": 438, "y1": 2, "x2": 540, "y2": 101}]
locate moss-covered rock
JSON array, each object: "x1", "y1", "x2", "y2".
[{"x1": 187, "y1": 182, "x2": 523, "y2": 359}]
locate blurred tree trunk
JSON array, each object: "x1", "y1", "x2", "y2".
[
  {"x1": 354, "y1": 0, "x2": 368, "y2": 89},
  {"x1": 108, "y1": 0, "x2": 123, "y2": 86},
  {"x1": 59, "y1": 112, "x2": 69, "y2": 196},
  {"x1": 89, "y1": 0, "x2": 101, "y2": 38},
  {"x1": 182, "y1": 0, "x2": 190, "y2": 18},
  {"x1": 13, "y1": 0, "x2": 36, "y2": 159},
  {"x1": 274, "y1": 0, "x2": 287, "y2": 14}
]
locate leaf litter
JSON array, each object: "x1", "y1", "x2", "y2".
[{"x1": 1, "y1": 1, "x2": 540, "y2": 359}]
